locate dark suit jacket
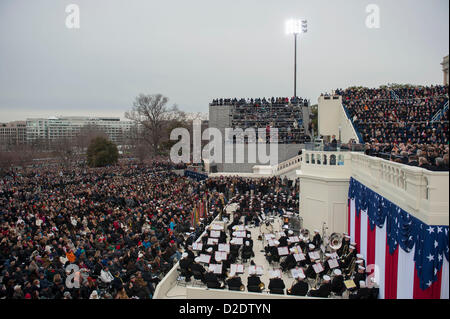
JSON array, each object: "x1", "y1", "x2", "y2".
[
  {"x1": 268, "y1": 278, "x2": 285, "y2": 290},
  {"x1": 310, "y1": 282, "x2": 331, "y2": 298},
  {"x1": 290, "y1": 281, "x2": 309, "y2": 296},
  {"x1": 226, "y1": 276, "x2": 242, "y2": 289},
  {"x1": 247, "y1": 275, "x2": 261, "y2": 287}
]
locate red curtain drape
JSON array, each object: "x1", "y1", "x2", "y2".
[
  {"x1": 384, "y1": 239, "x2": 399, "y2": 299},
  {"x1": 347, "y1": 199, "x2": 351, "y2": 235},
  {"x1": 413, "y1": 266, "x2": 442, "y2": 299},
  {"x1": 366, "y1": 222, "x2": 376, "y2": 272},
  {"x1": 355, "y1": 210, "x2": 361, "y2": 253}
]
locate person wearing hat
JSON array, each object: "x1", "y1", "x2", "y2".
[
  {"x1": 349, "y1": 280, "x2": 371, "y2": 299},
  {"x1": 331, "y1": 269, "x2": 345, "y2": 296},
  {"x1": 354, "y1": 266, "x2": 366, "y2": 289},
  {"x1": 244, "y1": 233, "x2": 253, "y2": 248},
  {"x1": 304, "y1": 259, "x2": 317, "y2": 279},
  {"x1": 309, "y1": 275, "x2": 331, "y2": 298},
  {"x1": 341, "y1": 245, "x2": 356, "y2": 269},
  {"x1": 204, "y1": 268, "x2": 224, "y2": 289},
  {"x1": 312, "y1": 229, "x2": 322, "y2": 248},
  {"x1": 179, "y1": 252, "x2": 193, "y2": 281},
  {"x1": 268, "y1": 274, "x2": 285, "y2": 294},
  {"x1": 242, "y1": 240, "x2": 254, "y2": 260},
  {"x1": 288, "y1": 273, "x2": 309, "y2": 296},
  {"x1": 280, "y1": 251, "x2": 297, "y2": 272},
  {"x1": 278, "y1": 232, "x2": 289, "y2": 247},
  {"x1": 190, "y1": 257, "x2": 207, "y2": 283},
  {"x1": 337, "y1": 234, "x2": 351, "y2": 256},
  {"x1": 226, "y1": 273, "x2": 243, "y2": 291},
  {"x1": 247, "y1": 261, "x2": 263, "y2": 292},
  {"x1": 356, "y1": 254, "x2": 366, "y2": 268}
]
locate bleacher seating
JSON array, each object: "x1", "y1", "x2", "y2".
[
  {"x1": 333, "y1": 85, "x2": 449, "y2": 171},
  {"x1": 211, "y1": 97, "x2": 311, "y2": 144}
]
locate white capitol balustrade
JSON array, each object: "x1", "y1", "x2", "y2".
[
  {"x1": 300, "y1": 150, "x2": 352, "y2": 179},
  {"x1": 298, "y1": 149, "x2": 449, "y2": 234},
  {"x1": 351, "y1": 153, "x2": 449, "y2": 226},
  {"x1": 297, "y1": 150, "x2": 353, "y2": 236}
]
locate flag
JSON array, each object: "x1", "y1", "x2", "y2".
[{"x1": 348, "y1": 177, "x2": 449, "y2": 299}]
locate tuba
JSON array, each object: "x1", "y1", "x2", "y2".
[
  {"x1": 329, "y1": 233, "x2": 343, "y2": 251},
  {"x1": 300, "y1": 229, "x2": 310, "y2": 241}
]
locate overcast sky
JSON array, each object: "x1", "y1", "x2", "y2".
[{"x1": 0, "y1": 0, "x2": 448, "y2": 122}]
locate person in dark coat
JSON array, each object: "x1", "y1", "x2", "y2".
[
  {"x1": 226, "y1": 275, "x2": 243, "y2": 290},
  {"x1": 288, "y1": 274, "x2": 309, "y2": 296},
  {"x1": 331, "y1": 269, "x2": 345, "y2": 296},
  {"x1": 309, "y1": 275, "x2": 331, "y2": 298},
  {"x1": 268, "y1": 276, "x2": 285, "y2": 293}
]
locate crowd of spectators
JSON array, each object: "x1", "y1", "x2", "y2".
[
  {"x1": 334, "y1": 85, "x2": 449, "y2": 171},
  {"x1": 0, "y1": 161, "x2": 224, "y2": 299},
  {"x1": 211, "y1": 97, "x2": 311, "y2": 144}
]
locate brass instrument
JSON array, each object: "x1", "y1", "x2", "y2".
[
  {"x1": 300, "y1": 229, "x2": 310, "y2": 241},
  {"x1": 345, "y1": 257, "x2": 356, "y2": 277},
  {"x1": 259, "y1": 282, "x2": 265, "y2": 291},
  {"x1": 240, "y1": 285, "x2": 245, "y2": 291},
  {"x1": 329, "y1": 233, "x2": 343, "y2": 251},
  {"x1": 340, "y1": 244, "x2": 349, "y2": 262},
  {"x1": 312, "y1": 273, "x2": 320, "y2": 289}
]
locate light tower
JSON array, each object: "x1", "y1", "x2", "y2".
[{"x1": 286, "y1": 19, "x2": 307, "y2": 97}]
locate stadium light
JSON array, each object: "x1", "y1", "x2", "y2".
[{"x1": 286, "y1": 19, "x2": 307, "y2": 97}]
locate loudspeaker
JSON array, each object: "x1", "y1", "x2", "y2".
[{"x1": 210, "y1": 165, "x2": 218, "y2": 173}]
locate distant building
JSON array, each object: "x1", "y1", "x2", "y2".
[
  {"x1": 0, "y1": 121, "x2": 27, "y2": 150},
  {"x1": 442, "y1": 55, "x2": 449, "y2": 86},
  {"x1": 26, "y1": 116, "x2": 135, "y2": 144}
]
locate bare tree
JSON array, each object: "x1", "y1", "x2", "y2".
[{"x1": 125, "y1": 94, "x2": 185, "y2": 156}]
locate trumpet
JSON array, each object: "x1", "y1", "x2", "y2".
[{"x1": 259, "y1": 282, "x2": 265, "y2": 291}]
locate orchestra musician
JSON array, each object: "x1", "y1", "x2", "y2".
[
  {"x1": 308, "y1": 275, "x2": 331, "y2": 298},
  {"x1": 242, "y1": 241, "x2": 254, "y2": 260},
  {"x1": 312, "y1": 229, "x2": 322, "y2": 248},
  {"x1": 244, "y1": 233, "x2": 253, "y2": 248},
  {"x1": 337, "y1": 234, "x2": 350, "y2": 256},
  {"x1": 353, "y1": 266, "x2": 367, "y2": 289},
  {"x1": 341, "y1": 245, "x2": 356, "y2": 269},
  {"x1": 179, "y1": 252, "x2": 193, "y2": 281},
  {"x1": 204, "y1": 269, "x2": 224, "y2": 289},
  {"x1": 349, "y1": 280, "x2": 371, "y2": 299},
  {"x1": 280, "y1": 252, "x2": 297, "y2": 271},
  {"x1": 226, "y1": 274, "x2": 243, "y2": 290},
  {"x1": 268, "y1": 274, "x2": 285, "y2": 293},
  {"x1": 288, "y1": 273, "x2": 309, "y2": 296},
  {"x1": 190, "y1": 257, "x2": 206, "y2": 282},
  {"x1": 330, "y1": 269, "x2": 345, "y2": 296},
  {"x1": 305, "y1": 258, "x2": 318, "y2": 279}
]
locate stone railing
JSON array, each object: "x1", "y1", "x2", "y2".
[
  {"x1": 274, "y1": 154, "x2": 302, "y2": 174},
  {"x1": 350, "y1": 152, "x2": 449, "y2": 225}
]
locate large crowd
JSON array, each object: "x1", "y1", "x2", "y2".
[
  {"x1": 334, "y1": 85, "x2": 449, "y2": 171},
  {"x1": 0, "y1": 162, "x2": 225, "y2": 299}
]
